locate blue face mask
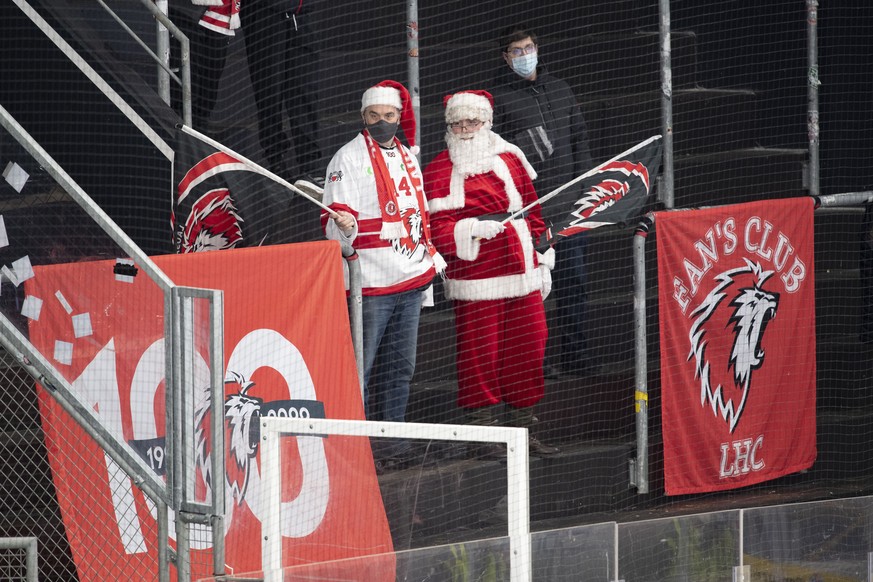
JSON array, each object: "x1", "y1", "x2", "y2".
[{"x1": 511, "y1": 52, "x2": 538, "y2": 78}]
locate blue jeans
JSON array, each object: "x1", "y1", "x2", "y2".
[{"x1": 361, "y1": 287, "x2": 424, "y2": 423}]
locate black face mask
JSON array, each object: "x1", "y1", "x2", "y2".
[{"x1": 366, "y1": 120, "x2": 399, "y2": 144}]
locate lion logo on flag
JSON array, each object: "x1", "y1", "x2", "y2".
[
  {"x1": 570, "y1": 160, "x2": 651, "y2": 223},
  {"x1": 688, "y1": 259, "x2": 780, "y2": 432},
  {"x1": 572, "y1": 178, "x2": 630, "y2": 222},
  {"x1": 179, "y1": 189, "x2": 244, "y2": 253}
]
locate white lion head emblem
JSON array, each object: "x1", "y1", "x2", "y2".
[
  {"x1": 688, "y1": 259, "x2": 780, "y2": 432},
  {"x1": 223, "y1": 370, "x2": 262, "y2": 504},
  {"x1": 390, "y1": 208, "x2": 424, "y2": 258}
]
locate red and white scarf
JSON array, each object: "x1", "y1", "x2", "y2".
[
  {"x1": 363, "y1": 130, "x2": 446, "y2": 272},
  {"x1": 195, "y1": 0, "x2": 241, "y2": 36}
]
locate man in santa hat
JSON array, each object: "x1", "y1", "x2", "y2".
[
  {"x1": 321, "y1": 81, "x2": 446, "y2": 438},
  {"x1": 423, "y1": 90, "x2": 559, "y2": 456}
]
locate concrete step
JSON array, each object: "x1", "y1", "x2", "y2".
[
  {"x1": 550, "y1": 31, "x2": 699, "y2": 97},
  {"x1": 377, "y1": 438, "x2": 636, "y2": 550},
  {"x1": 589, "y1": 88, "x2": 764, "y2": 158},
  {"x1": 412, "y1": 286, "x2": 656, "y2": 390},
  {"x1": 814, "y1": 407, "x2": 873, "y2": 477},
  {"x1": 413, "y1": 307, "x2": 458, "y2": 382},
  {"x1": 406, "y1": 381, "x2": 461, "y2": 426},
  {"x1": 814, "y1": 209, "x2": 864, "y2": 272},
  {"x1": 670, "y1": 3, "x2": 807, "y2": 92},
  {"x1": 816, "y1": 335, "x2": 873, "y2": 406},
  {"x1": 673, "y1": 147, "x2": 807, "y2": 208},
  {"x1": 408, "y1": 360, "x2": 645, "y2": 445},
  {"x1": 417, "y1": 0, "x2": 658, "y2": 48},
  {"x1": 815, "y1": 269, "x2": 861, "y2": 336},
  {"x1": 414, "y1": 30, "x2": 700, "y2": 111}
]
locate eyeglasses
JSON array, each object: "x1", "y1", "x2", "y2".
[
  {"x1": 448, "y1": 119, "x2": 484, "y2": 130},
  {"x1": 506, "y1": 43, "x2": 537, "y2": 58}
]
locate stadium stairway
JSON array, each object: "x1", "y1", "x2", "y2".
[
  {"x1": 3, "y1": 0, "x2": 873, "y2": 571},
  {"x1": 365, "y1": 0, "x2": 868, "y2": 552}
]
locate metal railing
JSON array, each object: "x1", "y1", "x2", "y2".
[
  {"x1": 94, "y1": 0, "x2": 192, "y2": 126},
  {"x1": 0, "y1": 102, "x2": 227, "y2": 580},
  {"x1": 0, "y1": 538, "x2": 38, "y2": 582},
  {"x1": 259, "y1": 417, "x2": 532, "y2": 582}
]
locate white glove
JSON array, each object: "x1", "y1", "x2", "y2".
[
  {"x1": 471, "y1": 220, "x2": 505, "y2": 240},
  {"x1": 538, "y1": 264, "x2": 552, "y2": 301}
]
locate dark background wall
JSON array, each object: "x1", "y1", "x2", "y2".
[{"x1": 2, "y1": 1, "x2": 871, "y2": 257}]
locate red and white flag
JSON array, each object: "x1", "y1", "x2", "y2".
[
  {"x1": 172, "y1": 129, "x2": 321, "y2": 253},
  {"x1": 656, "y1": 198, "x2": 817, "y2": 495},
  {"x1": 26, "y1": 242, "x2": 393, "y2": 580},
  {"x1": 537, "y1": 135, "x2": 662, "y2": 250}
]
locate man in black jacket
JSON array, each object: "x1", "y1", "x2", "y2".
[
  {"x1": 491, "y1": 25, "x2": 595, "y2": 376},
  {"x1": 242, "y1": 0, "x2": 325, "y2": 197}
]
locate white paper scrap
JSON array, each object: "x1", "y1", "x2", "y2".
[
  {"x1": 55, "y1": 290, "x2": 73, "y2": 314},
  {"x1": 21, "y1": 295, "x2": 43, "y2": 321},
  {"x1": 72, "y1": 312, "x2": 93, "y2": 338},
  {"x1": 2, "y1": 162, "x2": 29, "y2": 193},
  {"x1": 0, "y1": 216, "x2": 8, "y2": 249},
  {"x1": 54, "y1": 340, "x2": 73, "y2": 365},
  {"x1": 1, "y1": 265, "x2": 18, "y2": 286},
  {"x1": 11, "y1": 255, "x2": 34, "y2": 284}
]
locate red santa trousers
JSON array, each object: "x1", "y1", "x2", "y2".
[{"x1": 453, "y1": 290, "x2": 548, "y2": 409}]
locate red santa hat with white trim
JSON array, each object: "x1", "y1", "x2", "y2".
[
  {"x1": 443, "y1": 90, "x2": 494, "y2": 125},
  {"x1": 361, "y1": 80, "x2": 418, "y2": 155}
]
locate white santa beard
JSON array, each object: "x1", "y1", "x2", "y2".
[{"x1": 445, "y1": 128, "x2": 496, "y2": 176}]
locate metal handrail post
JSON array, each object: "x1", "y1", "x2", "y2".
[
  {"x1": 133, "y1": 0, "x2": 192, "y2": 126},
  {"x1": 157, "y1": 499, "x2": 170, "y2": 582},
  {"x1": 632, "y1": 218, "x2": 652, "y2": 494},
  {"x1": 658, "y1": 0, "x2": 675, "y2": 209},
  {"x1": 807, "y1": 0, "x2": 820, "y2": 197},
  {"x1": 93, "y1": 0, "x2": 191, "y2": 124},
  {"x1": 343, "y1": 247, "x2": 365, "y2": 398},
  {"x1": 176, "y1": 511, "x2": 190, "y2": 582},
  {"x1": 407, "y1": 0, "x2": 420, "y2": 160},
  {"x1": 154, "y1": 0, "x2": 170, "y2": 105},
  {"x1": 170, "y1": 287, "x2": 226, "y2": 578},
  {"x1": 208, "y1": 292, "x2": 226, "y2": 578},
  {"x1": 816, "y1": 191, "x2": 873, "y2": 207}
]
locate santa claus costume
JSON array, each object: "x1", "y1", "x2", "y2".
[{"x1": 424, "y1": 91, "x2": 557, "y2": 452}]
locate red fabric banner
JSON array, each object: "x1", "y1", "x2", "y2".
[
  {"x1": 656, "y1": 198, "x2": 817, "y2": 495},
  {"x1": 25, "y1": 242, "x2": 393, "y2": 580}
]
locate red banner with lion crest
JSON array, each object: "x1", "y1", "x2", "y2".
[
  {"x1": 26, "y1": 242, "x2": 393, "y2": 580},
  {"x1": 656, "y1": 198, "x2": 817, "y2": 495}
]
